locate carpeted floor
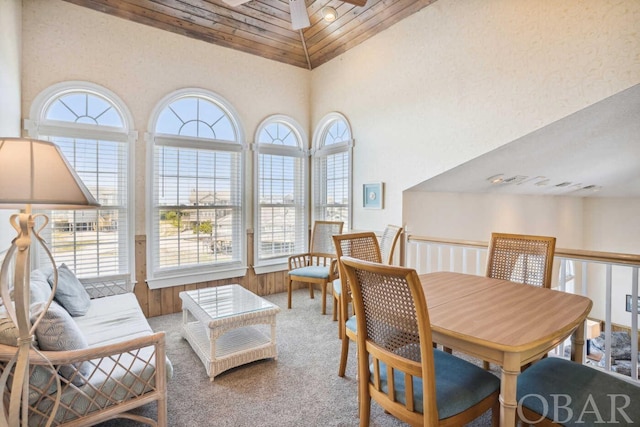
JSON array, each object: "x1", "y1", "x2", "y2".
[{"x1": 97, "y1": 289, "x2": 496, "y2": 427}]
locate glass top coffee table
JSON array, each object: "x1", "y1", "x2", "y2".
[{"x1": 179, "y1": 285, "x2": 281, "y2": 381}]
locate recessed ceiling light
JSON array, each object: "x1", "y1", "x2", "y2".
[{"x1": 487, "y1": 174, "x2": 504, "y2": 184}]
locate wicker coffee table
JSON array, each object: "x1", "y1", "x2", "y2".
[{"x1": 179, "y1": 285, "x2": 281, "y2": 381}]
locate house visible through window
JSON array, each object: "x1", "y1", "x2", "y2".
[
  {"x1": 147, "y1": 90, "x2": 246, "y2": 288},
  {"x1": 313, "y1": 113, "x2": 352, "y2": 230},
  {"x1": 255, "y1": 116, "x2": 307, "y2": 268},
  {"x1": 26, "y1": 82, "x2": 133, "y2": 282}
]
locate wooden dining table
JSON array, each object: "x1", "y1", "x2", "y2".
[{"x1": 419, "y1": 271, "x2": 593, "y2": 427}]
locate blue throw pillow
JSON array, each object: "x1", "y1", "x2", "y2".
[
  {"x1": 31, "y1": 301, "x2": 91, "y2": 386},
  {"x1": 47, "y1": 264, "x2": 91, "y2": 317},
  {"x1": 30, "y1": 269, "x2": 53, "y2": 305}
]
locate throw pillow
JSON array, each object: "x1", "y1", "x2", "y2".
[
  {"x1": 1, "y1": 309, "x2": 58, "y2": 404},
  {"x1": 31, "y1": 301, "x2": 91, "y2": 386},
  {"x1": 47, "y1": 264, "x2": 91, "y2": 316},
  {"x1": 0, "y1": 315, "x2": 18, "y2": 346},
  {"x1": 30, "y1": 269, "x2": 53, "y2": 305}
]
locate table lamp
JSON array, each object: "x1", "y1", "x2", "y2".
[{"x1": 0, "y1": 137, "x2": 99, "y2": 426}]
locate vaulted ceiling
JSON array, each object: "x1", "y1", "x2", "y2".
[{"x1": 63, "y1": 0, "x2": 436, "y2": 69}]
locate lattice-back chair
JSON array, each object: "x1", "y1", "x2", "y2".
[
  {"x1": 486, "y1": 232, "x2": 556, "y2": 288},
  {"x1": 332, "y1": 232, "x2": 381, "y2": 377},
  {"x1": 379, "y1": 225, "x2": 403, "y2": 265},
  {"x1": 482, "y1": 232, "x2": 557, "y2": 369},
  {"x1": 287, "y1": 220, "x2": 343, "y2": 314},
  {"x1": 341, "y1": 257, "x2": 500, "y2": 427}
]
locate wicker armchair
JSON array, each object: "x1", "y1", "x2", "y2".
[
  {"x1": 332, "y1": 232, "x2": 381, "y2": 377},
  {"x1": 340, "y1": 257, "x2": 500, "y2": 426},
  {"x1": 287, "y1": 221, "x2": 343, "y2": 315}
]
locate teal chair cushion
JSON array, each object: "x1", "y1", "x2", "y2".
[
  {"x1": 374, "y1": 348, "x2": 500, "y2": 419},
  {"x1": 346, "y1": 315, "x2": 357, "y2": 334},
  {"x1": 517, "y1": 357, "x2": 640, "y2": 426},
  {"x1": 333, "y1": 279, "x2": 342, "y2": 295},
  {"x1": 288, "y1": 266, "x2": 330, "y2": 279}
]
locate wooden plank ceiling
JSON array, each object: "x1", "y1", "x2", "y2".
[{"x1": 62, "y1": 0, "x2": 436, "y2": 69}]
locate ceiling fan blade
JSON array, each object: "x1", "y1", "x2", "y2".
[
  {"x1": 342, "y1": 0, "x2": 368, "y2": 5},
  {"x1": 221, "y1": 0, "x2": 252, "y2": 6},
  {"x1": 289, "y1": 0, "x2": 310, "y2": 30}
]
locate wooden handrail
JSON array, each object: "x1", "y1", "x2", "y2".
[{"x1": 406, "y1": 234, "x2": 640, "y2": 267}]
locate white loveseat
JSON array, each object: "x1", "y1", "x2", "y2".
[{"x1": 0, "y1": 268, "x2": 170, "y2": 427}]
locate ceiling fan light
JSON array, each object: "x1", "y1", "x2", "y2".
[{"x1": 322, "y1": 6, "x2": 338, "y2": 22}]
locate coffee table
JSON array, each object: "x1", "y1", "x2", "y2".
[{"x1": 179, "y1": 285, "x2": 281, "y2": 381}]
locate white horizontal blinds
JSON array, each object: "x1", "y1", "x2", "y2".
[
  {"x1": 36, "y1": 90, "x2": 129, "y2": 279},
  {"x1": 313, "y1": 116, "x2": 351, "y2": 230},
  {"x1": 256, "y1": 120, "x2": 306, "y2": 261},
  {"x1": 152, "y1": 95, "x2": 243, "y2": 274}
]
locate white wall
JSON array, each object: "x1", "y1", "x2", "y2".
[
  {"x1": 0, "y1": 0, "x2": 22, "y2": 252},
  {"x1": 583, "y1": 198, "x2": 640, "y2": 324},
  {"x1": 402, "y1": 192, "x2": 585, "y2": 249},
  {"x1": 311, "y1": 0, "x2": 640, "y2": 231},
  {"x1": 20, "y1": 0, "x2": 311, "y2": 234}
]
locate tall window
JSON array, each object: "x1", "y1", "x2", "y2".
[
  {"x1": 312, "y1": 113, "x2": 352, "y2": 230},
  {"x1": 147, "y1": 90, "x2": 246, "y2": 288},
  {"x1": 254, "y1": 116, "x2": 307, "y2": 269},
  {"x1": 26, "y1": 82, "x2": 133, "y2": 281}
]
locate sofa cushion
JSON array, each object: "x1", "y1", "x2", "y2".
[
  {"x1": 74, "y1": 293, "x2": 154, "y2": 347},
  {"x1": 48, "y1": 264, "x2": 91, "y2": 316},
  {"x1": 31, "y1": 301, "x2": 91, "y2": 386}
]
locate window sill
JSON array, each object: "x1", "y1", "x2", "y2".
[{"x1": 146, "y1": 266, "x2": 248, "y2": 289}]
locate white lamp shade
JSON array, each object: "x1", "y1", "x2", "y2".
[{"x1": 0, "y1": 138, "x2": 100, "y2": 209}]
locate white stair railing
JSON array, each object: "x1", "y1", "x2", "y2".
[{"x1": 404, "y1": 234, "x2": 640, "y2": 381}]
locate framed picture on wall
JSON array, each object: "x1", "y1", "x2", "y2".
[{"x1": 363, "y1": 182, "x2": 384, "y2": 209}]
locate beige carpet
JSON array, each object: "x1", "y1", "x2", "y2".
[{"x1": 97, "y1": 289, "x2": 496, "y2": 426}]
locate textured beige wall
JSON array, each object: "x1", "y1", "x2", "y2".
[
  {"x1": 0, "y1": 0, "x2": 21, "y2": 136},
  {"x1": 20, "y1": 0, "x2": 311, "y2": 234},
  {"x1": 311, "y1": 0, "x2": 640, "y2": 230},
  {"x1": 0, "y1": 0, "x2": 22, "y2": 251}
]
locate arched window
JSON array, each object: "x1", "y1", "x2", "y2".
[
  {"x1": 147, "y1": 89, "x2": 246, "y2": 288},
  {"x1": 25, "y1": 81, "x2": 134, "y2": 282},
  {"x1": 254, "y1": 115, "x2": 307, "y2": 270},
  {"x1": 312, "y1": 112, "x2": 352, "y2": 230}
]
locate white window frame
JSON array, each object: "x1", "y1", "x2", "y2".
[
  {"x1": 146, "y1": 88, "x2": 247, "y2": 289},
  {"x1": 312, "y1": 112, "x2": 353, "y2": 230},
  {"x1": 24, "y1": 80, "x2": 136, "y2": 284},
  {"x1": 253, "y1": 115, "x2": 308, "y2": 274}
]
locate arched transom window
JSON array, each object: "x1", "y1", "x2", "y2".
[
  {"x1": 26, "y1": 81, "x2": 133, "y2": 282},
  {"x1": 312, "y1": 112, "x2": 352, "y2": 230},
  {"x1": 147, "y1": 89, "x2": 246, "y2": 289},
  {"x1": 254, "y1": 116, "x2": 307, "y2": 267}
]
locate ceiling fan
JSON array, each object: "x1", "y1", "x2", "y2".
[{"x1": 221, "y1": 0, "x2": 367, "y2": 31}]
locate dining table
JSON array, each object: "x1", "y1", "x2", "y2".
[{"x1": 419, "y1": 271, "x2": 593, "y2": 427}]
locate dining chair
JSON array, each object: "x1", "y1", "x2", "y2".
[
  {"x1": 333, "y1": 225, "x2": 402, "y2": 323},
  {"x1": 379, "y1": 224, "x2": 403, "y2": 265},
  {"x1": 341, "y1": 257, "x2": 500, "y2": 427},
  {"x1": 517, "y1": 356, "x2": 640, "y2": 425},
  {"x1": 287, "y1": 220, "x2": 343, "y2": 315},
  {"x1": 482, "y1": 232, "x2": 557, "y2": 369},
  {"x1": 332, "y1": 232, "x2": 382, "y2": 377}
]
